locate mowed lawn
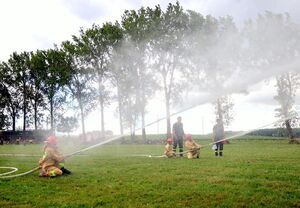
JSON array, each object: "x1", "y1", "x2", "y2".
[{"x1": 0, "y1": 139, "x2": 299, "y2": 208}]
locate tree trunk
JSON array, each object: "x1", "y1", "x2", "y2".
[
  {"x1": 23, "y1": 82, "x2": 26, "y2": 131},
  {"x1": 165, "y1": 95, "x2": 171, "y2": 138},
  {"x1": 118, "y1": 100, "x2": 123, "y2": 135},
  {"x1": 79, "y1": 100, "x2": 86, "y2": 142},
  {"x1": 100, "y1": 94, "x2": 105, "y2": 138},
  {"x1": 50, "y1": 96, "x2": 54, "y2": 132},
  {"x1": 12, "y1": 111, "x2": 16, "y2": 132},
  {"x1": 130, "y1": 123, "x2": 134, "y2": 142},
  {"x1": 141, "y1": 108, "x2": 146, "y2": 140},
  {"x1": 97, "y1": 72, "x2": 106, "y2": 138},
  {"x1": 34, "y1": 98, "x2": 37, "y2": 130},
  {"x1": 285, "y1": 119, "x2": 296, "y2": 143},
  {"x1": 163, "y1": 75, "x2": 171, "y2": 137},
  {"x1": 117, "y1": 86, "x2": 124, "y2": 143}
]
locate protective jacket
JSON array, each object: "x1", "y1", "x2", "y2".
[
  {"x1": 39, "y1": 145, "x2": 64, "y2": 177},
  {"x1": 164, "y1": 143, "x2": 175, "y2": 158},
  {"x1": 185, "y1": 140, "x2": 201, "y2": 159}
]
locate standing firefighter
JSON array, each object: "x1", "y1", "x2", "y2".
[
  {"x1": 172, "y1": 116, "x2": 185, "y2": 157},
  {"x1": 185, "y1": 134, "x2": 202, "y2": 159},
  {"x1": 213, "y1": 119, "x2": 225, "y2": 156},
  {"x1": 39, "y1": 136, "x2": 71, "y2": 177},
  {"x1": 164, "y1": 138, "x2": 176, "y2": 158}
]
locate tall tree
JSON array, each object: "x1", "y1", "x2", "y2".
[
  {"x1": 242, "y1": 12, "x2": 300, "y2": 84},
  {"x1": 110, "y1": 42, "x2": 128, "y2": 136},
  {"x1": 0, "y1": 61, "x2": 21, "y2": 131},
  {"x1": 243, "y1": 12, "x2": 300, "y2": 142},
  {"x1": 214, "y1": 96, "x2": 234, "y2": 127},
  {"x1": 74, "y1": 22, "x2": 123, "y2": 138},
  {"x1": 111, "y1": 40, "x2": 139, "y2": 140},
  {"x1": 42, "y1": 48, "x2": 72, "y2": 132},
  {"x1": 62, "y1": 40, "x2": 96, "y2": 141},
  {"x1": 147, "y1": 2, "x2": 190, "y2": 137},
  {"x1": 121, "y1": 7, "x2": 158, "y2": 140},
  {"x1": 0, "y1": 67, "x2": 10, "y2": 130},
  {"x1": 7, "y1": 52, "x2": 32, "y2": 131},
  {"x1": 274, "y1": 72, "x2": 300, "y2": 143},
  {"x1": 29, "y1": 50, "x2": 47, "y2": 130}
]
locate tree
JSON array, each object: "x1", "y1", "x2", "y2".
[
  {"x1": 187, "y1": 12, "x2": 241, "y2": 100},
  {"x1": 121, "y1": 7, "x2": 158, "y2": 140},
  {"x1": 274, "y1": 72, "x2": 300, "y2": 143},
  {"x1": 62, "y1": 40, "x2": 96, "y2": 141},
  {"x1": 74, "y1": 22, "x2": 123, "y2": 138},
  {"x1": 6, "y1": 52, "x2": 33, "y2": 131},
  {"x1": 42, "y1": 48, "x2": 72, "y2": 132},
  {"x1": 214, "y1": 96, "x2": 234, "y2": 127},
  {"x1": 243, "y1": 12, "x2": 300, "y2": 142},
  {"x1": 147, "y1": 2, "x2": 190, "y2": 137},
  {"x1": 111, "y1": 40, "x2": 140, "y2": 140},
  {"x1": 56, "y1": 115, "x2": 79, "y2": 136},
  {"x1": 1, "y1": 57, "x2": 24, "y2": 131},
  {"x1": 110, "y1": 42, "x2": 129, "y2": 136},
  {"x1": 242, "y1": 12, "x2": 300, "y2": 85},
  {"x1": 0, "y1": 73, "x2": 10, "y2": 130},
  {"x1": 29, "y1": 50, "x2": 47, "y2": 130}
]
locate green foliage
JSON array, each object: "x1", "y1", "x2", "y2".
[
  {"x1": 72, "y1": 22, "x2": 123, "y2": 135},
  {"x1": 42, "y1": 48, "x2": 72, "y2": 99},
  {"x1": 42, "y1": 48, "x2": 73, "y2": 130},
  {"x1": 56, "y1": 116, "x2": 79, "y2": 135},
  {"x1": 248, "y1": 128, "x2": 300, "y2": 137}
]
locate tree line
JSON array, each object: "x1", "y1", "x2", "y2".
[{"x1": 0, "y1": 2, "x2": 299, "y2": 142}]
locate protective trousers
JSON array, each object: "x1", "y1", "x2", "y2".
[
  {"x1": 187, "y1": 150, "x2": 199, "y2": 159},
  {"x1": 215, "y1": 142, "x2": 223, "y2": 156},
  {"x1": 43, "y1": 166, "x2": 63, "y2": 177}
]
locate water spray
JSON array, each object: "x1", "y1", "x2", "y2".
[
  {"x1": 1, "y1": 103, "x2": 298, "y2": 178},
  {"x1": 142, "y1": 110, "x2": 300, "y2": 158}
]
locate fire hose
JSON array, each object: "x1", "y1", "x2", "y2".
[
  {"x1": 1, "y1": 111, "x2": 298, "y2": 179},
  {"x1": 140, "y1": 113, "x2": 300, "y2": 158}
]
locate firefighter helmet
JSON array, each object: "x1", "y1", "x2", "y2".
[{"x1": 45, "y1": 135, "x2": 57, "y2": 145}]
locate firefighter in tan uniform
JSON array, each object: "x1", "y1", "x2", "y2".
[
  {"x1": 164, "y1": 138, "x2": 176, "y2": 158},
  {"x1": 39, "y1": 136, "x2": 71, "y2": 177},
  {"x1": 185, "y1": 134, "x2": 202, "y2": 159}
]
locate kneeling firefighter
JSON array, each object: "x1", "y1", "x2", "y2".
[
  {"x1": 39, "y1": 136, "x2": 71, "y2": 177},
  {"x1": 185, "y1": 134, "x2": 202, "y2": 159},
  {"x1": 164, "y1": 138, "x2": 176, "y2": 158}
]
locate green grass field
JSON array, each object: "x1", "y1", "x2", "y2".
[{"x1": 0, "y1": 138, "x2": 299, "y2": 208}]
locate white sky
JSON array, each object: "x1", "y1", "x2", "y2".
[{"x1": 1, "y1": 0, "x2": 300, "y2": 135}]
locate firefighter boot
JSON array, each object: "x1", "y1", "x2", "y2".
[{"x1": 61, "y1": 167, "x2": 71, "y2": 174}]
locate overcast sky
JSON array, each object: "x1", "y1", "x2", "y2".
[
  {"x1": 1, "y1": 0, "x2": 299, "y2": 134},
  {"x1": 1, "y1": 0, "x2": 300, "y2": 61}
]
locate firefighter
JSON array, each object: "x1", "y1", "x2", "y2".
[
  {"x1": 213, "y1": 118, "x2": 225, "y2": 156},
  {"x1": 164, "y1": 138, "x2": 176, "y2": 158},
  {"x1": 172, "y1": 116, "x2": 185, "y2": 157},
  {"x1": 39, "y1": 135, "x2": 71, "y2": 177},
  {"x1": 185, "y1": 134, "x2": 202, "y2": 159}
]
